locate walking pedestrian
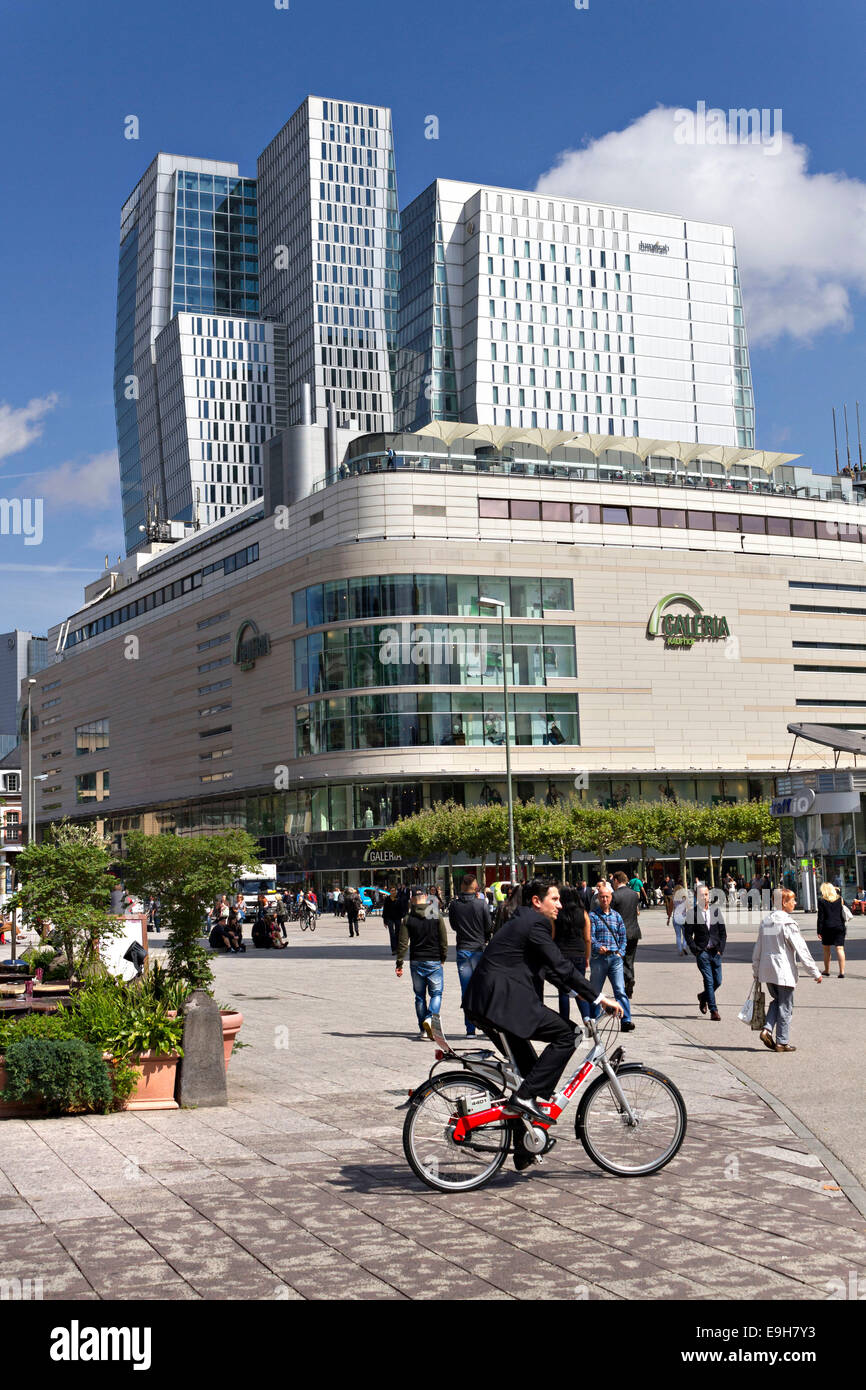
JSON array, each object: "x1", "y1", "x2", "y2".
[
  {"x1": 589, "y1": 881, "x2": 633, "y2": 1032},
  {"x1": 553, "y1": 885, "x2": 591, "y2": 1022},
  {"x1": 671, "y1": 880, "x2": 689, "y2": 954},
  {"x1": 753, "y1": 888, "x2": 821, "y2": 1052},
  {"x1": 395, "y1": 889, "x2": 448, "y2": 1039},
  {"x1": 611, "y1": 870, "x2": 642, "y2": 1000},
  {"x1": 662, "y1": 874, "x2": 676, "y2": 926},
  {"x1": 382, "y1": 884, "x2": 403, "y2": 955},
  {"x1": 447, "y1": 874, "x2": 492, "y2": 1036},
  {"x1": 679, "y1": 883, "x2": 727, "y2": 1020},
  {"x1": 628, "y1": 872, "x2": 649, "y2": 907},
  {"x1": 816, "y1": 882, "x2": 848, "y2": 978},
  {"x1": 345, "y1": 885, "x2": 361, "y2": 938}
]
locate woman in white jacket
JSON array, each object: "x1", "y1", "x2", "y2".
[{"x1": 752, "y1": 888, "x2": 822, "y2": 1052}]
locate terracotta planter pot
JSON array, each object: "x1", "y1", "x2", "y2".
[
  {"x1": 123, "y1": 1052, "x2": 180, "y2": 1111},
  {"x1": 0, "y1": 1059, "x2": 47, "y2": 1119},
  {"x1": 220, "y1": 1010, "x2": 243, "y2": 1070}
]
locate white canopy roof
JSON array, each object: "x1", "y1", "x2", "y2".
[{"x1": 408, "y1": 422, "x2": 800, "y2": 476}]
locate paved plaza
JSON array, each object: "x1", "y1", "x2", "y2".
[{"x1": 1, "y1": 909, "x2": 865, "y2": 1301}]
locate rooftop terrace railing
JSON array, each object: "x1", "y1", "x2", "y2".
[{"x1": 311, "y1": 453, "x2": 859, "y2": 506}]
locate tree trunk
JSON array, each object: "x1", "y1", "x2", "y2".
[
  {"x1": 717, "y1": 843, "x2": 726, "y2": 885},
  {"x1": 446, "y1": 853, "x2": 454, "y2": 901},
  {"x1": 598, "y1": 845, "x2": 608, "y2": 880},
  {"x1": 680, "y1": 844, "x2": 688, "y2": 888},
  {"x1": 560, "y1": 843, "x2": 566, "y2": 883},
  {"x1": 707, "y1": 851, "x2": 715, "y2": 888},
  {"x1": 479, "y1": 850, "x2": 487, "y2": 886}
]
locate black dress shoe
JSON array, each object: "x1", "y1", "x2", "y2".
[
  {"x1": 507, "y1": 1094, "x2": 550, "y2": 1124},
  {"x1": 620, "y1": 1020, "x2": 636, "y2": 1032},
  {"x1": 698, "y1": 991, "x2": 708, "y2": 1015}
]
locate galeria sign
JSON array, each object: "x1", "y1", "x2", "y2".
[
  {"x1": 233, "y1": 618, "x2": 271, "y2": 671},
  {"x1": 647, "y1": 593, "x2": 730, "y2": 648}
]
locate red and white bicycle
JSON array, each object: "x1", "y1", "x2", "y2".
[{"x1": 403, "y1": 1009, "x2": 687, "y2": 1192}]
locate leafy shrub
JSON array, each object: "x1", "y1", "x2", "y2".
[
  {"x1": 1, "y1": 1037, "x2": 114, "y2": 1114},
  {"x1": 23, "y1": 946, "x2": 58, "y2": 973},
  {"x1": 60, "y1": 976, "x2": 183, "y2": 1059},
  {"x1": 0, "y1": 1011, "x2": 75, "y2": 1054},
  {"x1": 138, "y1": 961, "x2": 192, "y2": 1015}
]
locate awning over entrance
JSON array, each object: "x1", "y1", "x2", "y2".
[{"x1": 786, "y1": 722, "x2": 866, "y2": 770}]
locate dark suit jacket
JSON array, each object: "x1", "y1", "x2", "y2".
[
  {"x1": 464, "y1": 906, "x2": 597, "y2": 1036},
  {"x1": 682, "y1": 901, "x2": 727, "y2": 955}
]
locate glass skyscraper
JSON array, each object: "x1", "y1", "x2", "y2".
[
  {"x1": 171, "y1": 171, "x2": 260, "y2": 318},
  {"x1": 114, "y1": 155, "x2": 283, "y2": 551},
  {"x1": 257, "y1": 96, "x2": 400, "y2": 433}
]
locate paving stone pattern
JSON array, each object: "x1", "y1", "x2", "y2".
[{"x1": 1, "y1": 918, "x2": 865, "y2": 1301}]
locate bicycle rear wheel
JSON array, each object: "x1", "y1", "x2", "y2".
[
  {"x1": 576, "y1": 1063, "x2": 686, "y2": 1176},
  {"x1": 403, "y1": 1072, "x2": 510, "y2": 1192}
]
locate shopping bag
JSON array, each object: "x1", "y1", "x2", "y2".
[
  {"x1": 737, "y1": 993, "x2": 754, "y2": 1025},
  {"x1": 749, "y1": 981, "x2": 767, "y2": 1031}
]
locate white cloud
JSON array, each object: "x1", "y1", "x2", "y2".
[
  {"x1": 0, "y1": 393, "x2": 59, "y2": 461},
  {"x1": 35, "y1": 449, "x2": 120, "y2": 511},
  {"x1": 535, "y1": 107, "x2": 866, "y2": 344}
]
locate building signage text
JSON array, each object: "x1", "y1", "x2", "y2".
[
  {"x1": 233, "y1": 619, "x2": 271, "y2": 672},
  {"x1": 647, "y1": 593, "x2": 731, "y2": 649},
  {"x1": 639, "y1": 240, "x2": 670, "y2": 255}
]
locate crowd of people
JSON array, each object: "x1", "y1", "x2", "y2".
[{"x1": 192, "y1": 863, "x2": 853, "y2": 1056}]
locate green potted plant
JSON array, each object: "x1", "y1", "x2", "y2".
[
  {"x1": 60, "y1": 976, "x2": 184, "y2": 1111},
  {"x1": 0, "y1": 1036, "x2": 114, "y2": 1116}
]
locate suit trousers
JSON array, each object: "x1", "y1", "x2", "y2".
[
  {"x1": 623, "y1": 937, "x2": 639, "y2": 997},
  {"x1": 508, "y1": 1008, "x2": 580, "y2": 1101}
]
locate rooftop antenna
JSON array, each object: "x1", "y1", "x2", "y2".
[
  {"x1": 857, "y1": 401, "x2": 864, "y2": 470},
  {"x1": 832, "y1": 407, "x2": 840, "y2": 473},
  {"x1": 844, "y1": 403, "x2": 852, "y2": 470}
]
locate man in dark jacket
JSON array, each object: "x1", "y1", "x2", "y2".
[
  {"x1": 611, "y1": 871, "x2": 642, "y2": 1000},
  {"x1": 464, "y1": 879, "x2": 622, "y2": 1122},
  {"x1": 382, "y1": 885, "x2": 404, "y2": 955},
  {"x1": 678, "y1": 884, "x2": 727, "y2": 1020},
  {"x1": 395, "y1": 889, "x2": 449, "y2": 1038},
  {"x1": 448, "y1": 874, "x2": 492, "y2": 1037}
]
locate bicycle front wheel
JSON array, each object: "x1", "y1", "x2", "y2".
[
  {"x1": 403, "y1": 1072, "x2": 510, "y2": 1192},
  {"x1": 576, "y1": 1063, "x2": 686, "y2": 1177}
]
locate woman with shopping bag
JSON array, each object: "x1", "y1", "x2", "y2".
[{"x1": 752, "y1": 888, "x2": 822, "y2": 1052}]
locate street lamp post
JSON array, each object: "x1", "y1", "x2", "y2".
[
  {"x1": 12, "y1": 678, "x2": 39, "y2": 965},
  {"x1": 479, "y1": 596, "x2": 516, "y2": 886}
]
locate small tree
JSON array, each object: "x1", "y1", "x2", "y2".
[
  {"x1": 569, "y1": 802, "x2": 627, "y2": 881},
  {"x1": 123, "y1": 830, "x2": 262, "y2": 990},
  {"x1": 9, "y1": 821, "x2": 123, "y2": 980}
]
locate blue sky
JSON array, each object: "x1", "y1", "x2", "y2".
[{"x1": 2, "y1": 0, "x2": 865, "y2": 632}]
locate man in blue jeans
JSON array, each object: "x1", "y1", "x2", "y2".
[
  {"x1": 447, "y1": 874, "x2": 492, "y2": 1036},
  {"x1": 395, "y1": 888, "x2": 448, "y2": 1039},
  {"x1": 678, "y1": 883, "x2": 726, "y2": 1020},
  {"x1": 589, "y1": 881, "x2": 634, "y2": 1032}
]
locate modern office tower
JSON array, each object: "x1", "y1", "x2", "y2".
[
  {"x1": 257, "y1": 96, "x2": 400, "y2": 432},
  {"x1": 396, "y1": 179, "x2": 754, "y2": 448},
  {"x1": 0, "y1": 629, "x2": 49, "y2": 757},
  {"x1": 115, "y1": 154, "x2": 286, "y2": 551}
]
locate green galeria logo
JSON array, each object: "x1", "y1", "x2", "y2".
[{"x1": 647, "y1": 593, "x2": 730, "y2": 649}]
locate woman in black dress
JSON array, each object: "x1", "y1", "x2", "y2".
[{"x1": 817, "y1": 882, "x2": 847, "y2": 978}]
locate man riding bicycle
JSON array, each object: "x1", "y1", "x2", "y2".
[{"x1": 464, "y1": 878, "x2": 623, "y2": 1124}]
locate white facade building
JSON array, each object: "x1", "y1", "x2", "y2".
[
  {"x1": 257, "y1": 96, "x2": 400, "y2": 434},
  {"x1": 397, "y1": 179, "x2": 754, "y2": 449}
]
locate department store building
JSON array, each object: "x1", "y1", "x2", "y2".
[{"x1": 25, "y1": 427, "x2": 866, "y2": 892}]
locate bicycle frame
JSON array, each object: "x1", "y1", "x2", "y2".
[{"x1": 427, "y1": 1012, "x2": 637, "y2": 1144}]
